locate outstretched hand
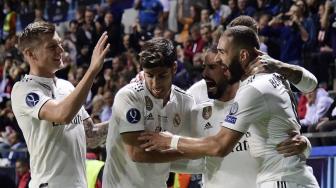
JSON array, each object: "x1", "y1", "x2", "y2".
[
  {"x1": 138, "y1": 131, "x2": 173, "y2": 152},
  {"x1": 247, "y1": 48, "x2": 282, "y2": 76},
  {"x1": 89, "y1": 32, "x2": 110, "y2": 75},
  {"x1": 276, "y1": 130, "x2": 307, "y2": 157}
]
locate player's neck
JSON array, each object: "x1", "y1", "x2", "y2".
[{"x1": 219, "y1": 83, "x2": 239, "y2": 102}]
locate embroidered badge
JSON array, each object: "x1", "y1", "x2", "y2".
[
  {"x1": 145, "y1": 96, "x2": 153, "y2": 111},
  {"x1": 126, "y1": 108, "x2": 141, "y2": 124},
  {"x1": 173, "y1": 113, "x2": 181, "y2": 127},
  {"x1": 229, "y1": 102, "x2": 239, "y2": 115},
  {"x1": 25, "y1": 92, "x2": 40, "y2": 107},
  {"x1": 202, "y1": 106, "x2": 212, "y2": 120}
]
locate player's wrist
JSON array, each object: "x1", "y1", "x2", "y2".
[{"x1": 170, "y1": 135, "x2": 180, "y2": 150}]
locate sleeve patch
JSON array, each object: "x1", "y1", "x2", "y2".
[
  {"x1": 25, "y1": 92, "x2": 40, "y2": 107},
  {"x1": 126, "y1": 108, "x2": 141, "y2": 124},
  {"x1": 224, "y1": 115, "x2": 237, "y2": 124}
]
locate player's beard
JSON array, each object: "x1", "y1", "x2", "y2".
[
  {"x1": 205, "y1": 77, "x2": 229, "y2": 99},
  {"x1": 228, "y1": 54, "x2": 244, "y2": 84}
]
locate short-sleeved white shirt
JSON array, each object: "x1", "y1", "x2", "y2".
[
  {"x1": 221, "y1": 73, "x2": 318, "y2": 186},
  {"x1": 103, "y1": 80, "x2": 194, "y2": 188},
  {"x1": 11, "y1": 75, "x2": 88, "y2": 188},
  {"x1": 190, "y1": 100, "x2": 258, "y2": 188},
  {"x1": 186, "y1": 79, "x2": 209, "y2": 104}
]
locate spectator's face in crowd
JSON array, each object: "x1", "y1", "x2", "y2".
[
  {"x1": 201, "y1": 27, "x2": 212, "y2": 43},
  {"x1": 8, "y1": 132, "x2": 18, "y2": 146},
  {"x1": 211, "y1": 0, "x2": 221, "y2": 10},
  {"x1": 104, "y1": 12, "x2": 114, "y2": 25},
  {"x1": 201, "y1": 10, "x2": 210, "y2": 22},
  {"x1": 69, "y1": 22, "x2": 78, "y2": 33},
  {"x1": 85, "y1": 10, "x2": 94, "y2": 25},
  {"x1": 305, "y1": 90, "x2": 317, "y2": 105},
  {"x1": 103, "y1": 91, "x2": 114, "y2": 106},
  {"x1": 202, "y1": 52, "x2": 230, "y2": 99},
  {"x1": 15, "y1": 161, "x2": 29, "y2": 177},
  {"x1": 228, "y1": 0, "x2": 237, "y2": 10},
  {"x1": 123, "y1": 35, "x2": 130, "y2": 49},
  {"x1": 238, "y1": 0, "x2": 247, "y2": 11},
  {"x1": 29, "y1": 32, "x2": 64, "y2": 74},
  {"x1": 143, "y1": 64, "x2": 176, "y2": 99}
]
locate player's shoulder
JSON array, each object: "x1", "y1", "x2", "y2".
[
  {"x1": 115, "y1": 81, "x2": 145, "y2": 99},
  {"x1": 56, "y1": 78, "x2": 75, "y2": 89},
  {"x1": 242, "y1": 73, "x2": 283, "y2": 92},
  {"x1": 186, "y1": 79, "x2": 206, "y2": 94},
  {"x1": 173, "y1": 85, "x2": 194, "y2": 100},
  {"x1": 12, "y1": 76, "x2": 42, "y2": 94}
]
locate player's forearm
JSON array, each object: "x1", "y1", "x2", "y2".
[
  {"x1": 85, "y1": 120, "x2": 109, "y2": 148},
  {"x1": 176, "y1": 136, "x2": 229, "y2": 158},
  {"x1": 134, "y1": 150, "x2": 185, "y2": 163},
  {"x1": 58, "y1": 71, "x2": 96, "y2": 123},
  {"x1": 275, "y1": 63, "x2": 302, "y2": 84}
]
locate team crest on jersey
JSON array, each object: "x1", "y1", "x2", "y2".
[
  {"x1": 145, "y1": 96, "x2": 153, "y2": 111},
  {"x1": 25, "y1": 92, "x2": 40, "y2": 107},
  {"x1": 126, "y1": 108, "x2": 141, "y2": 124},
  {"x1": 229, "y1": 102, "x2": 239, "y2": 115},
  {"x1": 173, "y1": 113, "x2": 181, "y2": 127},
  {"x1": 202, "y1": 106, "x2": 212, "y2": 120}
]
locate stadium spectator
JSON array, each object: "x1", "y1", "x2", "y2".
[{"x1": 16, "y1": 158, "x2": 30, "y2": 188}]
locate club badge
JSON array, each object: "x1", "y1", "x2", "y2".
[
  {"x1": 202, "y1": 106, "x2": 212, "y2": 120},
  {"x1": 25, "y1": 92, "x2": 40, "y2": 107},
  {"x1": 126, "y1": 108, "x2": 141, "y2": 124},
  {"x1": 229, "y1": 102, "x2": 239, "y2": 115},
  {"x1": 145, "y1": 96, "x2": 153, "y2": 111},
  {"x1": 173, "y1": 113, "x2": 181, "y2": 127}
]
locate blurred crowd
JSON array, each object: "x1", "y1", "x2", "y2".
[{"x1": 1, "y1": 0, "x2": 336, "y2": 187}]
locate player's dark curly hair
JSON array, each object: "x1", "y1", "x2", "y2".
[{"x1": 139, "y1": 38, "x2": 176, "y2": 68}]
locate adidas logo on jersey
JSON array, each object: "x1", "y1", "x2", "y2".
[
  {"x1": 145, "y1": 113, "x2": 154, "y2": 120},
  {"x1": 204, "y1": 122, "x2": 212, "y2": 130}
]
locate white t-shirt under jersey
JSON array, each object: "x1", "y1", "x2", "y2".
[
  {"x1": 11, "y1": 75, "x2": 88, "y2": 188},
  {"x1": 222, "y1": 73, "x2": 319, "y2": 187},
  {"x1": 103, "y1": 80, "x2": 194, "y2": 188}
]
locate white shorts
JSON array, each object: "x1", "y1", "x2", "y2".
[{"x1": 257, "y1": 181, "x2": 320, "y2": 188}]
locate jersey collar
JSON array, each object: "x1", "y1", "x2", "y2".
[{"x1": 25, "y1": 74, "x2": 56, "y2": 86}]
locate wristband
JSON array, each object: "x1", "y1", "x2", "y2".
[{"x1": 170, "y1": 135, "x2": 180, "y2": 150}]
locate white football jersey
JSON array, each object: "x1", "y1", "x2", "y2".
[
  {"x1": 11, "y1": 75, "x2": 88, "y2": 188},
  {"x1": 186, "y1": 79, "x2": 209, "y2": 104},
  {"x1": 191, "y1": 100, "x2": 258, "y2": 188},
  {"x1": 103, "y1": 80, "x2": 194, "y2": 188},
  {"x1": 222, "y1": 73, "x2": 319, "y2": 187}
]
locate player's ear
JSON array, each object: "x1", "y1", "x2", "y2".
[
  {"x1": 23, "y1": 48, "x2": 35, "y2": 62},
  {"x1": 172, "y1": 61, "x2": 177, "y2": 75},
  {"x1": 239, "y1": 49, "x2": 249, "y2": 66}
]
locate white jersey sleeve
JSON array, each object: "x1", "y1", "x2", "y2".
[
  {"x1": 81, "y1": 107, "x2": 90, "y2": 120},
  {"x1": 11, "y1": 83, "x2": 51, "y2": 120},
  {"x1": 112, "y1": 87, "x2": 145, "y2": 133},
  {"x1": 221, "y1": 85, "x2": 268, "y2": 133},
  {"x1": 292, "y1": 67, "x2": 317, "y2": 93},
  {"x1": 186, "y1": 79, "x2": 209, "y2": 104}
]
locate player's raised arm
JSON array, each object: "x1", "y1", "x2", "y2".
[
  {"x1": 39, "y1": 32, "x2": 110, "y2": 124},
  {"x1": 248, "y1": 48, "x2": 317, "y2": 93}
]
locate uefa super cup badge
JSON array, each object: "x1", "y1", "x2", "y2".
[
  {"x1": 145, "y1": 96, "x2": 153, "y2": 111},
  {"x1": 202, "y1": 106, "x2": 212, "y2": 120},
  {"x1": 173, "y1": 113, "x2": 181, "y2": 127}
]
